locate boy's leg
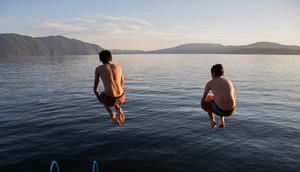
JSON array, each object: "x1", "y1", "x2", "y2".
[
  {"x1": 207, "y1": 109, "x2": 216, "y2": 128},
  {"x1": 104, "y1": 104, "x2": 121, "y2": 125},
  {"x1": 202, "y1": 96, "x2": 216, "y2": 128},
  {"x1": 115, "y1": 104, "x2": 125, "y2": 123},
  {"x1": 218, "y1": 116, "x2": 225, "y2": 128}
]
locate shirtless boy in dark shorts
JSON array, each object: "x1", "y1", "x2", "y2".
[
  {"x1": 94, "y1": 50, "x2": 126, "y2": 125},
  {"x1": 201, "y1": 64, "x2": 236, "y2": 128}
]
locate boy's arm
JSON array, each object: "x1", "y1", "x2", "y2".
[
  {"x1": 119, "y1": 65, "x2": 124, "y2": 88},
  {"x1": 201, "y1": 82, "x2": 211, "y2": 110},
  {"x1": 93, "y1": 68, "x2": 101, "y2": 101},
  {"x1": 121, "y1": 74, "x2": 124, "y2": 88},
  {"x1": 230, "y1": 80, "x2": 237, "y2": 100},
  {"x1": 201, "y1": 82, "x2": 210, "y2": 104}
]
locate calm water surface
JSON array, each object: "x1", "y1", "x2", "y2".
[{"x1": 0, "y1": 54, "x2": 300, "y2": 172}]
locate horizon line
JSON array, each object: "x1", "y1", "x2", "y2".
[{"x1": 1, "y1": 32, "x2": 300, "y2": 51}]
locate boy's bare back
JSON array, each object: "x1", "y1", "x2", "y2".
[
  {"x1": 95, "y1": 63, "x2": 124, "y2": 97},
  {"x1": 206, "y1": 76, "x2": 236, "y2": 111}
]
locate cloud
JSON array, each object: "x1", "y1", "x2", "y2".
[
  {"x1": 169, "y1": 26, "x2": 187, "y2": 30},
  {"x1": 39, "y1": 16, "x2": 153, "y2": 34},
  {"x1": 36, "y1": 16, "x2": 197, "y2": 49},
  {"x1": 97, "y1": 16, "x2": 185, "y2": 40},
  {"x1": 98, "y1": 16, "x2": 153, "y2": 35},
  {"x1": 39, "y1": 18, "x2": 94, "y2": 32},
  {"x1": 104, "y1": 16, "x2": 152, "y2": 28}
]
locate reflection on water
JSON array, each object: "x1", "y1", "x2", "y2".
[{"x1": 0, "y1": 54, "x2": 299, "y2": 172}]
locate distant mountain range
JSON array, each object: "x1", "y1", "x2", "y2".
[
  {"x1": 113, "y1": 42, "x2": 300, "y2": 55},
  {"x1": 1, "y1": 33, "x2": 300, "y2": 57},
  {"x1": 0, "y1": 33, "x2": 102, "y2": 57}
]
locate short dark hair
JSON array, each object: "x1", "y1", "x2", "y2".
[
  {"x1": 211, "y1": 64, "x2": 224, "y2": 77},
  {"x1": 99, "y1": 50, "x2": 112, "y2": 63}
]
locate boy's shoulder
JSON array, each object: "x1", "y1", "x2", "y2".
[
  {"x1": 95, "y1": 65, "x2": 104, "y2": 72},
  {"x1": 205, "y1": 79, "x2": 214, "y2": 87},
  {"x1": 222, "y1": 77, "x2": 233, "y2": 84},
  {"x1": 112, "y1": 64, "x2": 122, "y2": 71},
  {"x1": 112, "y1": 63, "x2": 121, "y2": 68},
  {"x1": 95, "y1": 65, "x2": 102, "y2": 69}
]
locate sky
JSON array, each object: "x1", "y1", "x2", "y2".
[{"x1": 0, "y1": 0, "x2": 300, "y2": 50}]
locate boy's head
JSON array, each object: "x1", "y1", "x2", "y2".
[
  {"x1": 211, "y1": 64, "x2": 224, "y2": 77},
  {"x1": 99, "y1": 50, "x2": 112, "y2": 64}
]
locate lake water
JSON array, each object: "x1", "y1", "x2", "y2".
[{"x1": 0, "y1": 54, "x2": 299, "y2": 172}]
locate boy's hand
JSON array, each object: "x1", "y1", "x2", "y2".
[
  {"x1": 94, "y1": 91, "x2": 103, "y2": 102},
  {"x1": 98, "y1": 97, "x2": 103, "y2": 103}
]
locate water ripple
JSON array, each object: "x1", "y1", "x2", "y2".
[{"x1": 0, "y1": 55, "x2": 300, "y2": 171}]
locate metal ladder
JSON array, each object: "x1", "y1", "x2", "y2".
[{"x1": 49, "y1": 160, "x2": 99, "y2": 172}]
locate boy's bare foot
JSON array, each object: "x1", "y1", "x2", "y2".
[
  {"x1": 111, "y1": 112, "x2": 121, "y2": 125},
  {"x1": 217, "y1": 123, "x2": 224, "y2": 128},
  {"x1": 218, "y1": 116, "x2": 225, "y2": 128},
  {"x1": 210, "y1": 121, "x2": 217, "y2": 128},
  {"x1": 217, "y1": 121, "x2": 225, "y2": 128},
  {"x1": 117, "y1": 112, "x2": 125, "y2": 123}
]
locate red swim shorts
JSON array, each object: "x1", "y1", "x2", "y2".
[
  {"x1": 201, "y1": 95, "x2": 215, "y2": 112},
  {"x1": 99, "y1": 91, "x2": 126, "y2": 107}
]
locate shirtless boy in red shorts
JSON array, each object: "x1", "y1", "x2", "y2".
[
  {"x1": 94, "y1": 50, "x2": 126, "y2": 125},
  {"x1": 201, "y1": 64, "x2": 236, "y2": 128}
]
